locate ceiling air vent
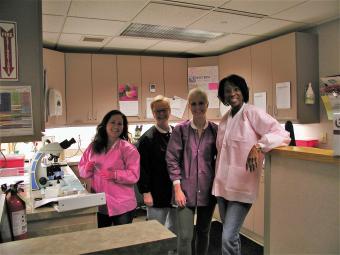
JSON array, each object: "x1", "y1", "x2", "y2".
[
  {"x1": 82, "y1": 36, "x2": 105, "y2": 43},
  {"x1": 120, "y1": 23, "x2": 224, "y2": 43}
]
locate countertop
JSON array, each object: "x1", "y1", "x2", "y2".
[
  {"x1": 0, "y1": 220, "x2": 176, "y2": 255},
  {"x1": 270, "y1": 146, "x2": 340, "y2": 165}
]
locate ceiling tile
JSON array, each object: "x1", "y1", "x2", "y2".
[
  {"x1": 146, "y1": 40, "x2": 201, "y2": 53},
  {"x1": 42, "y1": 0, "x2": 71, "y2": 16},
  {"x1": 68, "y1": 0, "x2": 149, "y2": 21},
  {"x1": 43, "y1": 32, "x2": 59, "y2": 47},
  {"x1": 43, "y1": 15, "x2": 65, "y2": 33},
  {"x1": 272, "y1": 0, "x2": 340, "y2": 24},
  {"x1": 58, "y1": 33, "x2": 110, "y2": 49},
  {"x1": 133, "y1": 2, "x2": 210, "y2": 28},
  {"x1": 188, "y1": 10, "x2": 260, "y2": 33},
  {"x1": 239, "y1": 18, "x2": 303, "y2": 36},
  {"x1": 221, "y1": 0, "x2": 305, "y2": 15},
  {"x1": 63, "y1": 17, "x2": 127, "y2": 36},
  {"x1": 186, "y1": 33, "x2": 259, "y2": 55},
  {"x1": 105, "y1": 37, "x2": 160, "y2": 50}
]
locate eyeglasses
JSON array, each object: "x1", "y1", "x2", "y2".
[{"x1": 190, "y1": 101, "x2": 206, "y2": 107}]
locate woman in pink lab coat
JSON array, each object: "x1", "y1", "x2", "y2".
[
  {"x1": 79, "y1": 110, "x2": 140, "y2": 228},
  {"x1": 212, "y1": 74, "x2": 290, "y2": 255}
]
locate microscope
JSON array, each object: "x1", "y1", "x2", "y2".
[{"x1": 30, "y1": 138, "x2": 76, "y2": 190}]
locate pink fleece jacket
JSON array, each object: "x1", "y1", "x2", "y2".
[
  {"x1": 212, "y1": 104, "x2": 290, "y2": 204},
  {"x1": 79, "y1": 139, "x2": 140, "y2": 216}
]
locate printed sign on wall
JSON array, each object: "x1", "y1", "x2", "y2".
[{"x1": 0, "y1": 21, "x2": 18, "y2": 81}]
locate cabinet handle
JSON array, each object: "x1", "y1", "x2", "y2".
[
  {"x1": 273, "y1": 105, "x2": 278, "y2": 116},
  {"x1": 88, "y1": 111, "x2": 91, "y2": 121},
  {"x1": 94, "y1": 111, "x2": 97, "y2": 121}
]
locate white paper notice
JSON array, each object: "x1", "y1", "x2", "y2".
[
  {"x1": 253, "y1": 92, "x2": 267, "y2": 112},
  {"x1": 170, "y1": 96, "x2": 187, "y2": 119},
  {"x1": 119, "y1": 101, "x2": 139, "y2": 116},
  {"x1": 146, "y1": 98, "x2": 153, "y2": 119},
  {"x1": 276, "y1": 82, "x2": 291, "y2": 109}
]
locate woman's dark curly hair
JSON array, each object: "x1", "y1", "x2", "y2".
[
  {"x1": 218, "y1": 74, "x2": 249, "y2": 106},
  {"x1": 92, "y1": 110, "x2": 129, "y2": 154}
]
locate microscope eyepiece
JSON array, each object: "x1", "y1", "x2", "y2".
[{"x1": 59, "y1": 138, "x2": 76, "y2": 149}]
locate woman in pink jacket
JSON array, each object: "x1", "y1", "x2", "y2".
[
  {"x1": 79, "y1": 110, "x2": 140, "y2": 228},
  {"x1": 212, "y1": 75, "x2": 290, "y2": 255}
]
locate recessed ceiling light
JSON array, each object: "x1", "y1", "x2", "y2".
[{"x1": 120, "y1": 23, "x2": 224, "y2": 43}]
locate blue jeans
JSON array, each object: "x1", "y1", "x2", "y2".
[
  {"x1": 176, "y1": 201, "x2": 216, "y2": 255},
  {"x1": 217, "y1": 198, "x2": 252, "y2": 255},
  {"x1": 147, "y1": 206, "x2": 177, "y2": 234}
]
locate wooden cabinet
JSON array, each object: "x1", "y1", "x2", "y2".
[
  {"x1": 65, "y1": 53, "x2": 117, "y2": 125},
  {"x1": 219, "y1": 47, "x2": 253, "y2": 104},
  {"x1": 271, "y1": 32, "x2": 319, "y2": 123},
  {"x1": 251, "y1": 41, "x2": 273, "y2": 116},
  {"x1": 43, "y1": 48, "x2": 66, "y2": 127},
  {"x1": 141, "y1": 56, "x2": 164, "y2": 120},
  {"x1": 65, "y1": 53, "x2": 93, "y2": 124},
  {"x1": 188, "y1": 56, "x2": 220, "y2": 121},
  {"x1": 117, "y1": 55, "x2": 142, "y2": 123},
  {"x1": 92, "y1": 54, "x2": 118, "y2": 122},
  {"x1": 164, "y1": 57, "x2": 189, "y2": 121}
]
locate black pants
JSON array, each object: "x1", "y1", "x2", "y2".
[{"x1": 97, "y1": 210, "x2": 135, "y2": 228}]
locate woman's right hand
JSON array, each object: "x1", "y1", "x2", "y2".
[
  {"x1": 143, "y1": 192, "x2": 153, "y2": 207},
  {"x1": 84, "y1": 161, "x2": 96, "y2": 173},
  {"x1": 174, "y1": 183, "x2": 186, "y2": 207}
]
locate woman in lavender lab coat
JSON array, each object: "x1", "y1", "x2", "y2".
[
  {"x1": 213, "y1": 74, "x2": 290, "y2": 255},
  {"x1": 166, "y1": 88, "x2": 218, "y2": 255}
]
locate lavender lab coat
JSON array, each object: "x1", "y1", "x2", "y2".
[{"x1": 166, "y1": 120, "x2": 218, "y2": 207}]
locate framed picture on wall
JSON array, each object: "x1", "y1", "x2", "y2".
[{"x1": 0, "y1": 20, "x2": 18, "y2": 81}]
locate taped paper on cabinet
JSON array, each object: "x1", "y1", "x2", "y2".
[
  {"x1": 276, "y1": 82, "x2": 291, "y2": 109},
  {"x1": 254, "y1": 92, "x2": 267, "y2": 112},
  {"x1": 170, "y1": 96, "x2": 187, "y2": 119}
]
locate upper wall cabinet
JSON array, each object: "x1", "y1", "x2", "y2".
[
  {"x1": 271, "y1": 32, "x2": 319, "y2": 123},
  {"x1": 65, "y1": 53, "x2": 92, "y2": 125},
  {"x1": 219, "y1": 47, "x2": 253, "y2": 104},
  {"x1": 65, "y1": 53, "x2": 117, "y2": 125},
  {"x1": 43, "y1": 48, "x2": 66, "y2": 127},
  {"x1": 188, "y1": 56, "x2": 221, "y2": 120},
  {"x1": 164, "y1": 57, "x2": 189, "y2": 121},
  {"x1": 251, "y1": 41, "x2": 273, "y2": 116},
  {"x1": 141, "y1": 56, "x2": 164, "y2": 121},
  {"x1": 92, "y1": 54, "x2": 118, "y2": 122},
  {"x1": 117, "y1": 55, "x2": 142, "y2": 123}
]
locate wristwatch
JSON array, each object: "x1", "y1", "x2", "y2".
[{"x1": 255, "y1": 143, "x2": 262, "y2": 152}]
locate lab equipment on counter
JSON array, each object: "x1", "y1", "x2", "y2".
[{"x1": 29, "y1": 138, "x2": 106, "y2": 211}]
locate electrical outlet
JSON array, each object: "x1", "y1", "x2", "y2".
[{"x1": 320, "y1": 132, "x2": 328, "y2": 144}]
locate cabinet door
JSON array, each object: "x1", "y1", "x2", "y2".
[
  {"x1": 43, "y1": 48, "x2": 66, "y2": 127},
  {"x1": 271, "y1": 33, "x2": 297, "y2": 120},
  {"x1": 251, "y1": 41, "x2": 273, "y2": 116},
  {"x1": 219, "y1": 47, "x2": 253, "y2": 104},
  {"x1": 164, "y1": 57, "x2": 188, "y2": 121},
  {"x1": 117, "y1": 55, "x2": 142, "y2": 123},
  {"x1": 188, "y1": 56, "x2": 220, "y2": 120},
  {"x1": 141, "y1": 56, "x2": 164, "y2": 121},
  {"x1": 92, "y1": 54, "x2": 118, "y2": 123},
  {"x1": 65, "y1": 53, "x2": 92, "y2": 124}
]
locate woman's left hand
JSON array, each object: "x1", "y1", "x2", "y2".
[
  {"x1": 246, "y1": 145, "x2": 260, "y2": 172},
  {"x1": 99, "y1": 168, "x2": 115, "y2": 180}
]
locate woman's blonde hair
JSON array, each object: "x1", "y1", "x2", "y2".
[
  {"x1": 187, "y1": 87, "x2": 208, "y2": 103},
  {"x1": 150, "y1": 95, "x2": 170, "y2": 111}
]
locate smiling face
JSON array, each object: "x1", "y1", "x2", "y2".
[
  {"x1": 224, "y1": 82, "x2": 244, "y2": 110},
  {"x1": 152, "y1": 100, "x2": 170, "y2": 128},
  {"x1": 106, "y1": 114, "x2": 124, "y2": 142},
  {"x1": 188, "y1": 92, "x2": 208, "y2": 119}
]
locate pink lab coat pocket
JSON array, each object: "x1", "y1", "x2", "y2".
[{"x1": 226, "y1": 166, "x2": 254, "y2": 194}]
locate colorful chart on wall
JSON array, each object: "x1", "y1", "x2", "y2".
[
  {"x1": 118, "y1": 83, "x2": 139, "y2": 116},
  {"x1": 0, "y1": 86, "x2": 33, "y2": 137},
  {"x1": 0, "y1": 21, "x2": 18, "y2": 81},
  {"x1": 188, "y1": 66, "x2": 219, "y2": 108}
]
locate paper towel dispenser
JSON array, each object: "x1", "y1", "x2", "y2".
[{"x1": 48, "y1": 88, "x2": 62, "y2": 116}]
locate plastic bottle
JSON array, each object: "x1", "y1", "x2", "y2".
[{"x1": 305, "y1": 82, "x2": 315, "y2": 104}]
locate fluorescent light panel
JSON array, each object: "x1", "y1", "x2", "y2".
[{"x1": 120, "y1": 23, "x2": 224, "y2": 43}]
